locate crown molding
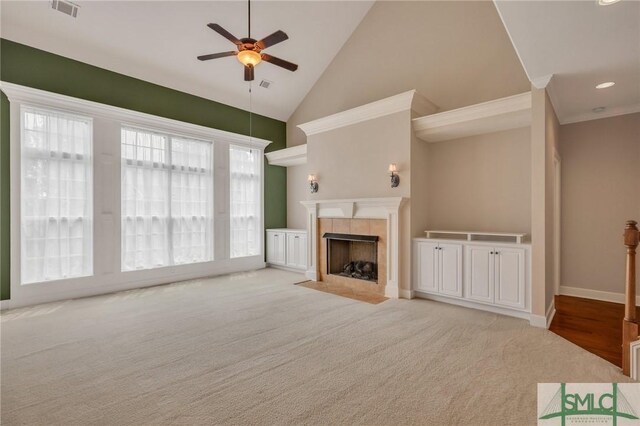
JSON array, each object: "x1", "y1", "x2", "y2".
[
  {"x1": 265, "y1": 144, "x2": 307, "y2": 167},
  {"x1": 560, "y1": 103, "x2": 640, "y2": 125},
  {"x1": 412, "y1": 92, "x2": 531, "y2": 142},
  {"x1": 0, "y1": 81, "x2": 271, "y2": 149},
  {"x1": 297, "y1": 90, "x2": 438, "y2": 137}
]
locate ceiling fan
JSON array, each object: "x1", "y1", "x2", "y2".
[{"x1": 197, "y1": 0, "x2": 298, "y2": 81}]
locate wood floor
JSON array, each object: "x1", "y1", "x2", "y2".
[{"x1": 550, "y1": 295, "x2": 640, "y2": 367}]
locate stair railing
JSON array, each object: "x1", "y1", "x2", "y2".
[{"x1": 623, "y1": 220, "x2": 639, "y2": 376}]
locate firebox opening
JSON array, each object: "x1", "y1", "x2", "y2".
[{"x1": 323, "y1": 233, "x2": 378, "y2": 283}]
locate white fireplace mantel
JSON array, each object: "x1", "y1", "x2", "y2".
[{"x1": 300, "y1": 197, "x2": 407, "y2": 299}]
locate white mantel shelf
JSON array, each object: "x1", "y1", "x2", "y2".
[
  {"x1": 412, "y1": 92, "x2": 532, "y2": 143},
  {"x1": 424, "y1": 230, "x2": 528, "y2": 244},
  {"x1": 265, "y1": 144, "x2": 307, "y2": 167}
]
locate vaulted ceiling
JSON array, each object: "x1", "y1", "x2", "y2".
[{"x1": 0, "y1": 1, "x2": 373, "y2": 121}]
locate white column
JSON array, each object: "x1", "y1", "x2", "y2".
[{"x1": 301, "y1": 202, "x2": 318, "y2": 281}]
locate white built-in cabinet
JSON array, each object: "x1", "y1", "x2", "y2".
[
  {"x1": 414, "y1": 241, "x2": 462, "y2": 297},
  {"x1": 267, "y1": 229, "x2": 307, "y2": 271},
  {"x1": 413, "y1": 235, "x2": 530, "y2": 319}
]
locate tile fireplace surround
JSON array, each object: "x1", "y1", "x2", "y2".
[
  {"x1": 301, "y1": 198, "x2": 406, "y2": 298},
  {"x1": 320, "y1": 219, "x2": 387, "y2": 295}
]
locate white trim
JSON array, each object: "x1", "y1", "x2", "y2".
[
  {"x1": 1, "y1": 258, "x2": 266, "y2": 311},
  {"x1": 300, "y1": 197, "x2": 406, "y2": 299},
  {"x1": 297, "y1": 90, "x2": 438, "y2": 137},
  {"x1": 560, "y1": 285, "x2": 640, "y2": 305},
  {"x1": 630, "y1": 339, "x2": 640, "y2": 381},
  {"x1": 0, "y1": 82, "x2": 271, "y2": 150},
  {"x1": 265, "y1": 144, "x2": 307, "y2": 167},
  {"x1": 530, "y1": 300, "x2": 555, "y2": 329},
  {"x1": 412, "y1": 92, "x2": 532, "y2": 143},
  {"x1": 4, "y1": 82, "x2": 271, "y2": 309},
  {"x1": 415, "y1": 291, "x2": 531, "y2": 321},
  {"x1": 267, "y1": 264, "x2": 306, "y2": 274},
  {"x1": 561, "y1": 103, "x2": 640, "y2": 125}
]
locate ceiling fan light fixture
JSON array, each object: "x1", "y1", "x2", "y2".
[{"x1": 237, "y1": 50, "x2": 262, "y2": 67}]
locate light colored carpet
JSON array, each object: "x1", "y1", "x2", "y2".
[{"x1": 0, "y1": 268, "x2": 630, "y2": 425}]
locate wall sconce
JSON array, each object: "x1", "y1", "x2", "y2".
[
  {"x1": 308, "y1": 174, "x2": 319, "y2": 193},
  {"x1": 389, "y1": 163, "x2": 400, "y2": 188}
]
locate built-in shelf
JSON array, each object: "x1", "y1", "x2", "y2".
[
  {"x1": 424, "y1": 230, "x2": 528, "y2": 244},
  {"x1": 265, "y1": 144, "x2": 307, "y2": 167},
  {"x1": 412, "y1": 92, "x2": 532, "y2": 143}
]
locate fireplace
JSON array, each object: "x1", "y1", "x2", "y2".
[{"x1": 323, "y1": 233, "x2": 378, "y2": 283}]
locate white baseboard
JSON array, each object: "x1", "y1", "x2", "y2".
[
  {"x1": 528, "y1": 299, "x2": 555, "y2": 329},
  {"x1": 560, "y1": 285, "x2": 638, "y2": 305},
  {"x1": 267, "y1": 264, "x2": 306, "y2": 274},
  {"x1": 399, "y1": 289, "x2": 414, "y2": 299},
  {"x1": 414, "y1": 291, "x2": 531, "y2": 321}
]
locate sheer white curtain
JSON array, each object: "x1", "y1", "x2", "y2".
[
  {"x1": 229, "y1": 145, "x2": 261, "y2": 258},
  {"x1": 170, "y1": 137, "x2": 213, "y2": 264},
  {"x1": 121, "y1": 128, "x2": 170, "y2": 270},
  {"x1": 21, "y1": 106, "x2": 93, "y2": 284},
  {"x1": 121, "y1": 128, "x2": 213, "y2": 271}
]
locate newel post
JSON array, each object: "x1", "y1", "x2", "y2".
[{"x1": 622, "y1": 220, "x2": 639, "y2": 376}]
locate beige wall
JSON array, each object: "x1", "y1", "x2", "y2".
[
  {"x1": 306, "y1": 111, "x2": 412, "y2": 201},
  {"x1": 424, "y1": 127, "x2": 532, "y2": 234},
  {"x1": 530, "y1": 87, "x2": 547, "y2": 317},
  {"x1": 287, "y1": 165, "x2": 309, "y2": 230},
  {"x1": 544, "y1": 92, "x2": 560, "y2": 311},
  {"x1": 305, "y1": 111, "x2": 413, "y2": 292},
  {"x1": 560, "y1": 113, "x2": 640, "y2": 294},
  {"x1": 286, "y1": 0, "x2": 530, "y2": 148}
]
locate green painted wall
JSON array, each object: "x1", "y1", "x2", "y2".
[{"x1": 0, "y1": 39, "x2": 287, "y2": 300}]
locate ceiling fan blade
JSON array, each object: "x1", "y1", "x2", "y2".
[
  {"x1": 244, "y1": 65, "x2": 255, "y2": 81},
  {"x1": 261, "y1": 54, "x2": 298, "y2": 72},
  {"x1": 197, "y1": 51, "x2": 237, "y2": 61},
  {"x1": 256, "y1": 30, "x2": 288, "y2": 50},
  {"x1": 207, "y1": 23, "x2": 242, "y2": 46}
]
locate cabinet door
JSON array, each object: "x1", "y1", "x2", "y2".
[
  {"x1": 494, "y1": 247, "x2": 526, "y2": 309},
  {"x1": 415, "y1": 241, "x2": 438, "y2": 293},
  {"x1": 268, "y1": 232, "x2": 286, "y2": 265},
  {"x1": 286, "y1": 233, "x2": 307, "y2": 269},
  {"x1": 296, "y1": 234, "x2": 308, "y2": 269},
  {"x1": 465, "y1": 245, "x2": 494, "y2": 303},
  {"x1": 266, "y1": 232, "x2": 277, "y2": 264},
  {"x1": 439, "y1": 243, "x2": 463, "y2": 297}
]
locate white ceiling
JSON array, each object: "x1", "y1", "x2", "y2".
[
  {"x1": 495, "y1": 0, "x2": 640, "y2": 124},
  {"x1": 0, "y1": 1, "x2": 373, "y2": 121}
]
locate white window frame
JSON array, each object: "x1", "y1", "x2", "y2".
[
  {"x1": 19, "y1": 105, "x2": 94, "y2": 284},
  {"x1": 2, "y1": 81, "x2": 271, "y2": 309},
  {"x1": 120, "y1": 125, "x2": 215, "y2": 271}
]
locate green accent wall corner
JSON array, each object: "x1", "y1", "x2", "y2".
[{"x1": 0, "y1": 38, "x2": 288, "y2": 300}]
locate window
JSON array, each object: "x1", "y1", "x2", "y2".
[
  {"x1": 230, "y1": 145, "x2": 261, "y2": 258},
  {"x1": 21, "y1": 106, "x2": 93, "y2": 284},
  {"x1": 121, "y1": 127, "x2": 213, "y2": 271}
]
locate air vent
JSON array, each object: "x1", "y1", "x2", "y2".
[
  {"x1": 259, "y1": 79, "x2": 273, "y2": 89},
  {"x1": 51, "y1": 0, "x2": 79, "y2": 18}
]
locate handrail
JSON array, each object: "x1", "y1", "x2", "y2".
[{"x1": 622, "y1": 220, "x2": 639, "y2": 376}]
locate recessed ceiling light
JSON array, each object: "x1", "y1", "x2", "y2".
[
  {"x1": 596, "y1": 81, "x2": 615, "y2": 89},
  {"x1": 593, "y1": 106, "x2": 606, "y2": 113},
  {"x1": 598, "y1": 0, "x2": 621, "y2": 5}
]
